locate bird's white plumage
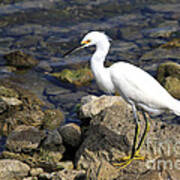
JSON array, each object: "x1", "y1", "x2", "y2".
[{"x1": 81, "y1": 31, "x2": 180, "y2": 116}]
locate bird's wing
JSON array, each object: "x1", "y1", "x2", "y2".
[{"x1": 110, "y1": 62, "x2": 173, "y2": 109}]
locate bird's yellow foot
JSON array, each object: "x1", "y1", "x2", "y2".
[{"x1": 112, "y1": 152, "x2": 145, "y2": 168}]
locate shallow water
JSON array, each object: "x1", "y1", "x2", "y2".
[{"x1": 0, "y1": 0, "x2": 180, "y2": 123}]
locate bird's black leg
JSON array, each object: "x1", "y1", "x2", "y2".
[
  {"x1": 135, "y1": 111, "x2": 150, "y2": 153},
  {"x1": 130, "y1": 103, "x2": 140, "y2": 159}
]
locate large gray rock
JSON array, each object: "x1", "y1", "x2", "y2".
[
  {"x1": 0, "y1": 159, "x2": 30, "y2": 180},
  {"x1": 76, "y1": 95, "x2": 180, "y2": 180},
  {"x1": 79, "y1": 95, "x2": 128, "y2": 118}
]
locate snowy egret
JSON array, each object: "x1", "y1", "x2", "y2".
[{"x1": 63, "y1": 31, "x2": 180, "y2": 168}]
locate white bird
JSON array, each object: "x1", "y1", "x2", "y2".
[{"x1": 64, "y1": 31, "x2": 180, "y2": 168}]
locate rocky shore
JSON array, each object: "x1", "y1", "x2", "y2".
[{"x1": 0, "y1": 60, "x2": 179, "y2": 180}]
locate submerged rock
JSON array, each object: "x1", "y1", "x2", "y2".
[
  {"x1": 4, "y1": 50, "x2": 38, "y2": 69},
  {"x1": 157, "y1": 61, "x2": 180, "y2": 99},
  {"x1": 76, "y1": 95, "x2": 180, "y2": 180},
  {"x1": 0, "y1": 159, "x2": 30, "y2": 180},
  {"x1": 140, "y1": 47, "x2": 180, "y2": 62},
  {"x1": 50, "y1": 67, "x2": 93, "y2": 86}
]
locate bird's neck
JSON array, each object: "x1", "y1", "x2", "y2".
[
  {"x1": 91, "y1": 41, "x2": 110, "y2": 71},
  {"x1": 90, "y1": 41, "x2": 111, "y2": 88}
]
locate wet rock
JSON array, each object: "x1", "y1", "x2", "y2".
[
  {"x1": 75, "y1": 95, "x2": 180, "y2": 179},
  {"x1": 0, "y1": 159, "x2": 30, "y2": 180},
  {"x1": 36, "y1": 60, "x2": 52, "y2": 72},
  {"x1": 157, "y1": 61, "x2": 180, "y2": 98},
  {"x1": 50, "y1": 67, "x2": 93, "y2": 86},
  {"x1": 0, "y1": 66, "x2": 17, "y2": 73},
  {"x1": 143, "y1": 25, "x2": 178, "y2": 39},
  {"x1": 6, "y1": 125, "x2": 46, "y2": 153},
  {"x1": 4, "y1": 50, "x2": 38, "y2": 69},
  {"x1": 58, "y1": 123, "x2": 81, "y2": 148},
  {"x1": 43, "y1": 109, "x2": 64, "y2": 130}
]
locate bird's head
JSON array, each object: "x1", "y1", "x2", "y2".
[{"x1": 63, "y1": 31, "x2": 111, "y2": 57}]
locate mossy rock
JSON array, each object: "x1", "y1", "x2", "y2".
[
  {"x1": 51, "y1": 67, "x2": 93, "y2": 86},
  {"x1": 157, "y1": 61, "x2": 180, "y2": 99},
  {"x1": 43, "y1": 109, "x2": 65, "y2": 130},
  {"x1": 4, "y1": 50, "x2": 38, "y2": 69}
]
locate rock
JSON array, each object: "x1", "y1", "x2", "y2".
[
  {"x1": 157, "y1": 61, "x2": 180, "y2": 98},
  {"x1": 6, "y1": 125, "x2": 46, "y2": 152},
  {"x1": 51, "y1": 169, "x2": 86, "y2": 180},
  {"x1": 50, "y1": 67, "x2": 93, "y2": 86},
  {"x1": 23, "y1": 177, "x2": 38, "y2": 180},
  {"x1": 75, "y1": 95, "x2": 180, "y2": 179},
  {"x1": 43, "y1": 129, "x2": 65, "y2": 153},
  {"x1": 0, "y1": 85, "x2": 19, "y2": 98},
  {"x1": 143, "y1": 25, "x2": 178, "y2": 39},
  {"x1": 38, "y1": 172, "x2": 52, "y2": 179},
  {"x1": 58, "y1": 123, "x2": 81, "y2": 148},
  {"x1": 36, "y1": 60, "x2": 52, "y2": 72},
  {"x1": 79, "y1": 95, "x2": 129, "y2": 118},
  {"x1": 30, "y1": 167, "x2": 44, "y2": 176},
  {"x1": 0, "y1": 66, "x2": 17, "y2": 73},
  {"x1": 0, "y1": 79, "x2": 64, "y2": 136},
  {"x1": 2, "y1": 129, "x2": 65, "y2": 170},
  {"x1": 0, "y1": 96, "x2": 22, "y2": 106},
  {"x1": 4, "y1": 50, "x2": 38, "y2": 69},
  {"x1": 0, "y1": 159, "x2": 30, "y2": 180},
  {"x1": 43, "y1": 109, "x2": 64, "y2": 130},
  {"x1": 56, "y1": 161, "x2": 74, "y2": 170}
]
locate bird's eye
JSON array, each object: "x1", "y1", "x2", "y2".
[{"x1": 81, "y1": 39, "x2": 91, "y2": 45}]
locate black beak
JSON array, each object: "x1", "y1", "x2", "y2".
[{"x1": 63, "y1": 44, "x2": 85, "y2": 57}]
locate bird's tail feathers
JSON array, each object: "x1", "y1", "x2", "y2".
[{"x1": 170, "y1": 99, "x2": 180, "y2": 116}]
